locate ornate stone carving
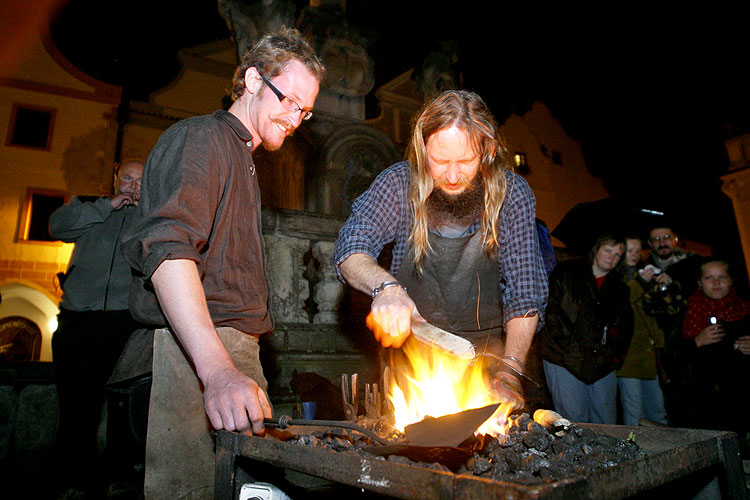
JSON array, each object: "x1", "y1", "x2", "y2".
[
  {"x1": 312, "y1": 240, "x2": 344, "y2": 324},
  {"x1": 307, "y1": 123, "x2": 400, "y2": 216},
  {"x1": 218, "y1": 0, "x2": 295, "y2": 58},
  {"x1": 317, "y1": 36, "x2": 375, "y2": 97},
  {"x1": 264, "y1": 233, "x2": 310, "y2": 323}
]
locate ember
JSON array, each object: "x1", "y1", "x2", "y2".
[{"x1": 289, "y1": 412, "x2": 644, "y2": 485}]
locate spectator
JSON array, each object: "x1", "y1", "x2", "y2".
[
  {"x1": 48, "y1": 159, "x2": 144, "y2": 497},
  {"x1": 616, "y1": 236, "x2": 668, "y2": 426},
  {"x1": 683, "y1": 258, "x2": 749, "y2": 439},
  {"x1": 542, "y1": 233, "x2": 634, "y2": 424},
  {"x1": 641, "y1": 225, "x2": 702, "y2": 426}
]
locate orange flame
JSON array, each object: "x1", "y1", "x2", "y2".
[{"x1": 368, "y1": 313, "x2": 511, "y2": 437}]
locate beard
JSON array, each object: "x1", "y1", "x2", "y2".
[{"x1": 427, "y1": 174, "x2": 484, "y2": 226}]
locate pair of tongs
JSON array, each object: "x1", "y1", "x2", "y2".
[{"x1": 341, "y1": 373, "x2": 358, "y2": 421}]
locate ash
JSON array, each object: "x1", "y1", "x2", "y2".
[{"x1": 289, "y1": 413, "x2": 644, "y2": 485}]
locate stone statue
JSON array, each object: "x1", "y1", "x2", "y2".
[
  {"x1": 413, "y1": 39, "x2": 460, "y2": 101},
  {"x1": 218, "y1": 0, "x2": 296, "y2": 58}
]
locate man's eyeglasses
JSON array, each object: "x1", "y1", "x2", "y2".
[
  {"x1": 259, "y1": 74, "x2": 313, "y2": 121},
  {"x1": 649, "y1": 234, "x2": 673, "y2": 243}
]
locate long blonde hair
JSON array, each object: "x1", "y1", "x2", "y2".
[{"x1": 406, "y1": 90, "x2": 512, "y2": 273}]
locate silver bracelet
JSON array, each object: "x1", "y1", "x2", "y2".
[
  {"x1": 371, "y1": 280, "x2": 406, "y2": 298},
  {"x1": 501, "y1": 355, "x2": 526, "y2": 371}
]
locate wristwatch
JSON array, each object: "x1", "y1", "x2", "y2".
[{"x1": 371, "y1": 280, "x2": 406, "y2": 298}]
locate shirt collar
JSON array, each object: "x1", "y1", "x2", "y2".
[{"x1": 213, "y1": 110, "x2": 254, "y2": 144}]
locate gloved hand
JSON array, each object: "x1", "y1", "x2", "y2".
[{"x1": 491, "y1": 363, "x2": 524, "y2": 412}]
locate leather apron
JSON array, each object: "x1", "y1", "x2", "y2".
[{"x1": 396, "y1": 228, "x2": 504, "y2": 346}]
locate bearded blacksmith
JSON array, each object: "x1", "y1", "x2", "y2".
[{"x1": 333, "y1": 89, "x2": 548, "y2": 410}]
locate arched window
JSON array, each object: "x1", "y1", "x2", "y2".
[{"x1": 0, "y1": 316, "x2": 42, "y2": 362}]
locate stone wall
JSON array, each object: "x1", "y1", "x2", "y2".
[{"x1": 0, "y1": 259, "x2": 65, "y2": 301}]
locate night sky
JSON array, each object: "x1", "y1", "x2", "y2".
[{"x1": 48, "y1": 1, "x2": 749, "y2": 276}]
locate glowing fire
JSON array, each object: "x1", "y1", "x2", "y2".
[{"x1": 372, "y1": 317, "x2": 512, "y2": 437}]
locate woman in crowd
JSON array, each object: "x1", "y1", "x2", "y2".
[
  {"x1": 542, "y1": 233, "x2": 634, "y2": 423},
  {"x1": 683, "y1": 258, "x2": 749, "y2": 437},
  {"x1": 616, "y1": 236, "x2": 668, "y2": 426}
]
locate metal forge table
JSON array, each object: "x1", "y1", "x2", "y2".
[{"x1": 215, "y1": 424, "x2": 748, "y2": 499}]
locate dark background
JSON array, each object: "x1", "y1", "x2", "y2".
[{"x1": 48, "y1": 0, "x2": 749, "y2": 283}]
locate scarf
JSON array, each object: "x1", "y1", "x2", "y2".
[{"x1": 682, "y1": 288, "x2": 750, "y2": 339}]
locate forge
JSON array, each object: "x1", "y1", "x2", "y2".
[{"x1": 215, "y1": 420, "x2": 747, "y2": 499}]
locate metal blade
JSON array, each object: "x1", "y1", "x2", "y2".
[
  {"x1": 410, "y1": 321, "x2": 476, "y2": 360},
  {"x1": 403, "y1": 403, "x2": 500, "y2": 447}
]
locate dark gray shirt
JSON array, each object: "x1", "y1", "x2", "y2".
[
  {"x1": 49, "y1": 196, "x2": 134, "y2": 311},
  {"x1": 122, "y1": 110, "x2": 273, "y2": 335}
]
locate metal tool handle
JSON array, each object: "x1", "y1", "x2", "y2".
[
  {"x1": 263, "y1": 415, "x2": 389, "y2": 445},
  {"x1": 341, "y1": 373, "x2": 358, "y2": 421}
]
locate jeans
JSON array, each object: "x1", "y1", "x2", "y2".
[
  {"x1": 543, "y1": 360, "x2": 617, "y2": 424},
  {"x1": 617, "y1": 376, "x2": 668, "y2": 426}
]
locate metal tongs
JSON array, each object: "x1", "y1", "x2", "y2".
[
  {"x1": 341, "y1": 373, "x2": 358, "y2": 421},
  {"x1": 263, "y1": 414, "x2": 390, "y2": 445}
]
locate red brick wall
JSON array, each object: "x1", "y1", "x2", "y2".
[{"x1": 0, "y1": 259, "x2": 65, "y2": 301}]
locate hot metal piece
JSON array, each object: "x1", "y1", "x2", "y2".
[
  {"x1": 403, "y1": 403, "x2": 500, "y2": 448},
  {"x1": 411, "y1": 322, "x2": 476, "y2": 360}
]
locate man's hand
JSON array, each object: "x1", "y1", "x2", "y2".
[
  {"x1": 202, "y1": 365, "x2": 273, "y2": 434},
  {"x1": 110, "y1": 192, "x2": 138, "y2": 209},
  {"x1": 639, "y1": 267, "x2": 656, "y2": 282},
  {"x1": 734, "y1": 335, "x2": 750, "y2": 355},
  {"x1": 151, "y1": 259, "x2": 271, "y2": 434},
  {"x1": 367, "y1": 286, "x2": 424, "y2": 348},
  {"x1": 695, "y1": 323, "x2": 725, "y2": 347},
  {"x1": 491, "y1": 363, "x2": 524, "y2": 412},
  {"x1": 653, "y1": 272, "x2": 673, "y2": 286}
]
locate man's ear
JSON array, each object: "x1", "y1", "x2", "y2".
[{"x1": 244, "y1": 67, "x2": 263, "y2": 95}]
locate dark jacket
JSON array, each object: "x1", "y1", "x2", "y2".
[
  {"x1": 49, "y1": 196, "x2": 135, "y2": 311},
  {"x1": 542, "y1": 259, "x2": 634, "y2": 384}
]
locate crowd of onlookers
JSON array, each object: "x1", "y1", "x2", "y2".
[{"x1": 536, "y1": 224, "x2": 750, "y2": 454}]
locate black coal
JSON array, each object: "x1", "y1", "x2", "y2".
[{"x1": 288, "y1": 413, "x2": 644, "y2": 485}]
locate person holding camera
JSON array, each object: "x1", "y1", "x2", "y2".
[{"x1": 640, "y1": 225, "x2": 702, "y2": 427}]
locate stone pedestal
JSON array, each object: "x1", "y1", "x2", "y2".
[
  {"x1": 312, "y1": 240, "x2": 344, "y2": 324},
  {"x1": 721, "y1": 167, "x2": 750, "y2": 280}
]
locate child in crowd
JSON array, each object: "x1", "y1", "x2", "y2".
[{"x1": 682, "y1": 258, "x2": 749, "y2": 442}]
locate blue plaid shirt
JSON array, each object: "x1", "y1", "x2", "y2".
[{"x1": 334, "y1": 161, "x2": 548, "y2": 328}]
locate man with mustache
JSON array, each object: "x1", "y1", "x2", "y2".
[
  {"x1": 121, "y1": 27, "x2": 324, "y2": 499},
  {"x1": 334, "y1": 90, "x2": 548, "y2": 413},
  {"x1": 641, "y1": 225, "x2": 701, "y2": 426},
  {"x1": 642, "y1": 226, "x2": 700, "y2": 294}
]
